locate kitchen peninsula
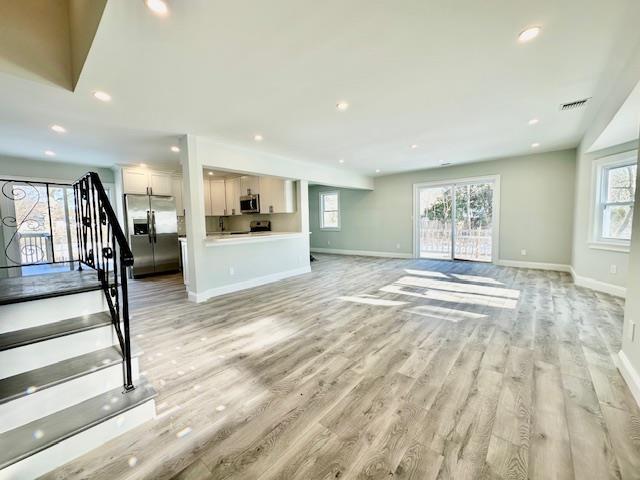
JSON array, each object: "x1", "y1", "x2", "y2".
[{"x1": 178, "y1": 168, "x2": 311, "y2": 302}]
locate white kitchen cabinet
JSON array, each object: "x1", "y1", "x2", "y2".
[
  {"x1": 149, "y1": 171, "x2": 173, "y2": 195},
  {"x1": 210, "y1": 179, "x2": 226, "y2": 216},
  {"x1": 122, "y1": 168, "x2": 149, "y2": 195},
  {"x1": 225, "y1": 177, "x2": 241, "y2": 215},
  {"x1": 260, "y1": 177, "x2": 296, "y2": 214},
  {"x1": 203, "y1": 178, "x2": 213, "y2": 216},
  {"x1": 172, "y1": 175, "x2": 185, "y2": 216},
  {"x1": 123, "y1": 168, "x2": 173, "y2": 196},
  {"x1": 239, "y1": 175, "x2": 260, "y2": 196}
]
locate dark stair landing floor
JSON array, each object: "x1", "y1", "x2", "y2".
[{"x1": 0, "y1": 269, "x2": 101, "y2": 305}]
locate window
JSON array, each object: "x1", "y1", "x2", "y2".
[
  {"x1": 319, "y1": 191, "x2": 340, "y2": 230},
  {"x1": 593, "y1": 152, "x2": 637, "y2": 246}
]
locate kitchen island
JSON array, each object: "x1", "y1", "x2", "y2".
[{"x1": 179, "y1": 231, "x2": 310, "y2": 301}]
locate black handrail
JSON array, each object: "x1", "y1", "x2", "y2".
[{"x1": 74, "y1": 172, "x2": 135, "y2": 391}]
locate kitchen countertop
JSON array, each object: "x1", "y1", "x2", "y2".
[{"x1": 179, "y1": 231, "x2": 307, "y2": 246}]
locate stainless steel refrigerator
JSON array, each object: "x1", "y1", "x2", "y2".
[{"x1": 125, "y1": 194, "x2": 180, "y2": 277}]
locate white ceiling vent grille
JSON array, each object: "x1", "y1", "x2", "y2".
[{"x1": 560, "y1": 98, "x2": 591, "y2": 111}]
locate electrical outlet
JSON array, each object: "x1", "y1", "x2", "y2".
[
  {"x1": 610, "y1": 264, "x2": 617, "y2": 275},
  {"x1": 396, "y1": 243, "x2": 401, "y2": 249},
  {"x1": 327, "y1": 240, "x2": 331, "y2": 245},
  {"x1": 520, "y1": 249, "x2": 527, "y2": 256},
  {"x1": 229, "y1": 266, "x2": 235, "y2": 276}
]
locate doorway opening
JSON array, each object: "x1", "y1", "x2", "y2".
[{"x1": 413, "y1": 176, "x2": 499, "y2": 262}]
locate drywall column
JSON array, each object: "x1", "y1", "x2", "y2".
[
  {"x1": 619, "y1": 146, "x2": 640, "y2": 407},
  {"x1": 180, "y1": 134, "x2": 207, "y2": 301},
  {"x1": 298, "y1": 180, "x2": 311, "y2": 260}
]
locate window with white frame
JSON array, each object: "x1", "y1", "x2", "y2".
[
  {"x1": 593, "y1": 151, "x2": 637, "y2": 245},
  {"x1": 319, "y1": 191, "x2": 340, "y2": 230}
]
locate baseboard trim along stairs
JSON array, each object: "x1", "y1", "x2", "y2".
[{"x1": 0, "y1": 267, "x2": 156, "y2": 479}]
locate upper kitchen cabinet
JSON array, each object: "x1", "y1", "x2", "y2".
[
  {"x1": 225, "y1": 177, "x2": 242, "y2": 216},
  {"x1": 209, "y1": 179, "x2": 226, "y2": 216},
  {"x1": 123, "y1": 168, "x2": 173, "y2": 196},
  {"x1": 172, "y1": 175, "x2": 185, "y2": 216},
  {"x1": 239, "y1": 175, "x2": 260, "y2": 196},
  {"x1": 260, "y1": 177, "x2": 296, "y2": 214},
  {"x1": 149, "y1": 171, "x2": 173, "y2": 196}
]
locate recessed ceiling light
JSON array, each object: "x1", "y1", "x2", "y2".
[
  {"x1": 145, "y1": 0, "x2": 168, "y2": 15},
  {"x1": 410, "y1": 144, "x2": 418, "y2": 149},
  {"x1": 171, "y1": 145, "x2": 180, "y2": 153},
  {"x1": 208, "y1": 172, "x2": 213, "y2": 176},
  {"x1": 44, "y1": 150, "x2": 55, "y2": 156},
  {"x1": 51, "y1": 124, "x2": 66, "y2": 133},
  {"x1": 528, "y1": 118, "x2": 539, "y2": 125},
  {"x1": 518, "y1": 26, "x2": 541, "y2": 43},
  {"x1": 254, "y1": 134, "x2": 263, "y2": 142},
  {"x1": 531, "y1": 142, "x2": 540, "y2": 148},
  {"x1": 339, "y1": 159, "x2": 345, "y2": 164},
  {"x1": 375, "y1": 169, "x2": 381, "y2": 173},
  {"x1": 336, "y1": 102, "x2": 349, "y2": 111},
  {"x1": 93, "y1": 90, "x2": 112, "y2": 102}
]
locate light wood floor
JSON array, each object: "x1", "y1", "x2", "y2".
[{"x1": 43, "y1": 254, "x2": 640, "y2": 480}]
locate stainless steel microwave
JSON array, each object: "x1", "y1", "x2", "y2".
[{"x1": 240, "y1": 194, "x2": 260, "y2": 213}]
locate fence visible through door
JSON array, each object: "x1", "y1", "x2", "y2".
[{"x1": 416, "y1": 178, "x2": 496, "y2": 262}]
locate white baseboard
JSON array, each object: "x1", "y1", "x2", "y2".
[
  {"x1": 188, "y1": 266, "x2": 311, "y2": 303},
  {"x1": 615, "y1": 350, "x2": 640, "y2": 408},
  {"x1": 311, "y1": 247, "x2": 413, "y2": 259},
  {"x1": 570, "y1": 267, "x2": 626, "y2": 298},
  {"x1": 495, "y1": 259, "x2": 572, "y2": 272}
]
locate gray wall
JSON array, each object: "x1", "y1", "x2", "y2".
[
  {"x1": 571, "y1": 140, "x2": 638, "y2": 288},
  {"x1": 0, "y1": 154, "x2": 114, "y2": 183},
  {"x1": 310, "y1": 149, "x2": 576, "y2": 264}
]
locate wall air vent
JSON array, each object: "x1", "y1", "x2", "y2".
[{"x1": 560, "y1": 98, "x2": 591, "y2": 111}]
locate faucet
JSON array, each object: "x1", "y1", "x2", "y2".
[{"x1": 218, "y1": 216, "x2": 225, "y2": 232}]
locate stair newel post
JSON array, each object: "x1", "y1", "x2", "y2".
[{"x1": 120, "y1": 255, "x2": 134, "y2": 392}]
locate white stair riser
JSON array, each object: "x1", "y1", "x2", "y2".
[
  {"x1": 0, "y1": 399, "x2": 156, "y2": 480},
  {"x1": 0, "y1": 326, "x2": 116, "y2": 379},
  {"x1": 0, "y1": 358, "x2": 140, "y2": 434},
  {"x1": 0, "y1": 291, "x2": 107, "y2": 334}
]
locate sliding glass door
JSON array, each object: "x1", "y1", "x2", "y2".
[{"x1": 416, "y1": 178, "x2": 496, "y2": 262}]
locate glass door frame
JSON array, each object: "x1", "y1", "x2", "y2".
[{"x1": 412, "y1": 175, "x2": 501, "y2": 262}]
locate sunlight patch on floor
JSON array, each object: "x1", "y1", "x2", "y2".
[
  {"x1": 404, "y1": 269, "x2": 449, "y2": 279},
  {"x1": 406, "y1": 304, "x2": 487, "y2": 322},
  {"x1": 450, "y1": 273, "x2": 504, "y2": 285},
  {"x1": 395, "y1": 275, "x2": 520, "y2": 299},
  {"x1": 380, "y1": 284, "x2": 517, "y2": 309},
  {"x1": 338, "y1": 295, "x2": 408, "y2": 306}
]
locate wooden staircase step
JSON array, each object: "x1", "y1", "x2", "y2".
[
  {"x1": 0, "y1": 312, "x2": 111, "y2": 352},
  {"x1": 0, "y1": 379, "x2": 156, "y2": 470},
  {"x1": 0, "y1": 345, "x2": 130, "y2": 405},
  {"x1": 0, "y1": 270, "x2": 101, "y2": 306}
]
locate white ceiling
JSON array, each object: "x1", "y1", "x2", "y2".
[
  {"x1": 0, "y1": 0, "x2": 639, "y2": 175},
  {"x1": 589, "y1": 80, "x2": 640, "y2": 152}
]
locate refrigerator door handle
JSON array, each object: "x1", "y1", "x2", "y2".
[
  {"x1": 146, "y1": 210, "x2": 152, "y2": 243},
  {"x1": 151, "y1": 210, "x2": 157, "y2": 243}
]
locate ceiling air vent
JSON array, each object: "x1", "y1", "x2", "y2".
[{"x1": 560, "y1": 97, "x2": 591, "y2": 111}]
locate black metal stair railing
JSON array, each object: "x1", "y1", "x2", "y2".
[{"x1": 74, "y1": 172, "x2": 136, "y2": 391}]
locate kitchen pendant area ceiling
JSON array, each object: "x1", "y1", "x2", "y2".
[{"x1": 0, "y1": 0, "x2": 639, "y2": 173}]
